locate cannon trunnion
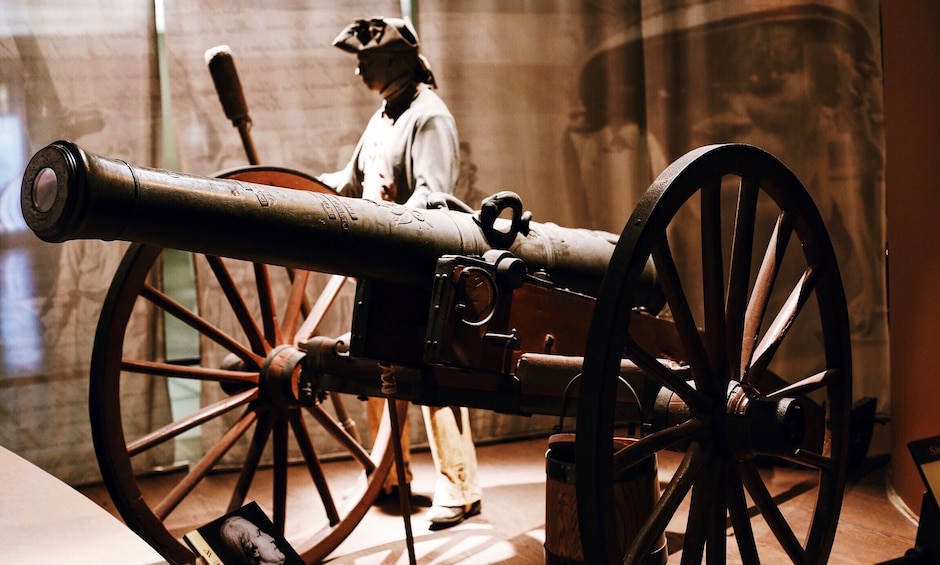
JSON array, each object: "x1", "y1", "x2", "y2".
[{"x1": 21, "y1": 141, "x2": 852, "y2": 565}]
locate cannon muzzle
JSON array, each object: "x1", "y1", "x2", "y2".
[{"x1": 21, "y1": 140, "x2": 655, "y2": 298}]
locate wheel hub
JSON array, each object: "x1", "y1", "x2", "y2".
[
  {"x1": 259, "y1": 344, "x2": 310, "y2": 408},
  {"x1": 723, "y1": 381, "x2": 805, "y2": 460},
  {"x1": 652, "y1": 381, "x2": 805, "y2": 461}
]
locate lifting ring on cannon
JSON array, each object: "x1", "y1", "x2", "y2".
[
  {"x1": 476, "y1": 190, "x2": 533, "y2": 249},
  {"x1": 576, "y1": 144, "x2": 853, "y2": 564},
  {"x1": 87, "y1": 167, "x2": 399, "y2": 565}
]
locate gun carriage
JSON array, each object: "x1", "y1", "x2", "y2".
[{"x1": 21, "y1": 139, "x2": 851, "y2": 564}]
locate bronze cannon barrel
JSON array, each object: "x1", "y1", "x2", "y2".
[{"x1": 22, "y1": 140, "x2": 626, "y2": 294}]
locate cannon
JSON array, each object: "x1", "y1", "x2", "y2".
[{"x1": 21, "y1": 140, "x2": 851, "y2": 564}]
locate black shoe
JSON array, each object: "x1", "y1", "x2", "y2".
[{"x1": 425, "y1": 500, "x2": 482, "y2": 530}]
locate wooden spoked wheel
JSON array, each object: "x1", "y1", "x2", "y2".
[
  {"x1": 576, "y1": 144, "x2": 852, "y2": 564},
  {"x1": 89, "y1": 167, "x2": 397, "y2": 565}
]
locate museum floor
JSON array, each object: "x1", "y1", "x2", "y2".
[{"x1": 80, "y1": 423, "x2": 918, "y2": 564}]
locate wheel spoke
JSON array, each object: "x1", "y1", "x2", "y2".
[
  {"x1": 127, "y1": 389, "x2": 257, "y2": 456},
  {"x1": 700, "y1": 179, "x2": 728, "y2": 389},
  {"x1": 121, "y1": 358, "x2": 258, "y2": 385},
  {"x1": 739, "y1": 461, "x2": 806, "y2": 562},
  {"x1": 681, "y1": 451, "x2": 718, "y2": 564},
  {"x1": 280, "y1": 269, "x2": 311, "y2": 341},
  {"x1": 141, "y1": 282, "x2": 261, "y2": 367},
  {"x1": 741, "y1": 210, "x2": 796, "y2": 376},
  {"x1": 206, "y1": 256, "x2": 268, "y2": 354},
  {"x1": 747, "y1": 265, "x2": 818, "y2": 384},
  {"x1": 290, "y1": 411, "x2": 341, "y2": 525},
  {"x1": 272, "y1": 412, "x2": 289, "y2": 533},
  {"x1": 227, "y1": 409, "x2": 274, "y2": 514},
  {"x1": 705, "y1": 461, "x2": 729, "y2": 564},
  {"x1": 154, "y1": 407, "x2": 259, "y2": 520},
  {"x1": 613, "y1": 418, "x2": 706, "y2": 474},
  {"x1": 295, "y1": 274, "x2": 348, "y2": 346},
  {"x1": 253, "y1": 263, "x2": 280, "y2": 346},
  {"x1": 625, "y1": 336, "x2": 710, "y2": 415},
  {"x1": 329, "y1": 394, "x2": 363, "y2": 445},
  {"x1": 726, "y1": 177, "x2": 760, "y2": 380},
  {"x1": 626, "y1": 442, "x2": 708, "y2": 563},
  {"x1": 726, "y1": 464, "x2": 761, "y2": 565},
  {"x1": 306, "y1": 404, "x2": 375, "y2": 473},
  {"x1": 287, "y1": 267, "x2": 314, "y2": 314},
  {"x1": 784, "y1": 449, "x2": 839, "y2": 473},
  {"x1": 651, "y1": 239, "x2": 712, "y2": 393},
  {"x1": 765, "y1": 369, "x2": 834, "y2": 400}
]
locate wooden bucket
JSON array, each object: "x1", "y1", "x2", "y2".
[{"x1": 544, "y1": 433, "x2": 667, "y2": 564}]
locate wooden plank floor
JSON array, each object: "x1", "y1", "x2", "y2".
[{"x1": 80, "y1": 424, "x2": 918, "y2": 564}]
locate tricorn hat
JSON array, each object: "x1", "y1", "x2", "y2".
[{"x1": 332, "y1": 17, "x2": 420, "y2": 53}]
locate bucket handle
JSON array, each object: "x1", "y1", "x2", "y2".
[{"x1": 553, "y1": 372, "x2": 644, "y2": 436}]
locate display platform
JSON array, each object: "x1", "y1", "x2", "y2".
[{"x1": 0, "y1": 445, "x2": 166, "y2": 564}]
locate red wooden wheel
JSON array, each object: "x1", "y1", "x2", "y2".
[
  {"x1": 577, "y1": 144, "x2": 852, "y2": 564},
  {"x1": 89, "y1": 167, "x2": 397, "y2": 565}
]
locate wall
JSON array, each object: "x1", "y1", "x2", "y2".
[{"x1": 883, "y1": 0, "x2": 940, "y2": 515}]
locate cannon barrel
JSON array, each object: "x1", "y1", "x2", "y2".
[{"x1": 22, "y1": 140, "x2": 632, "y2": 295}]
